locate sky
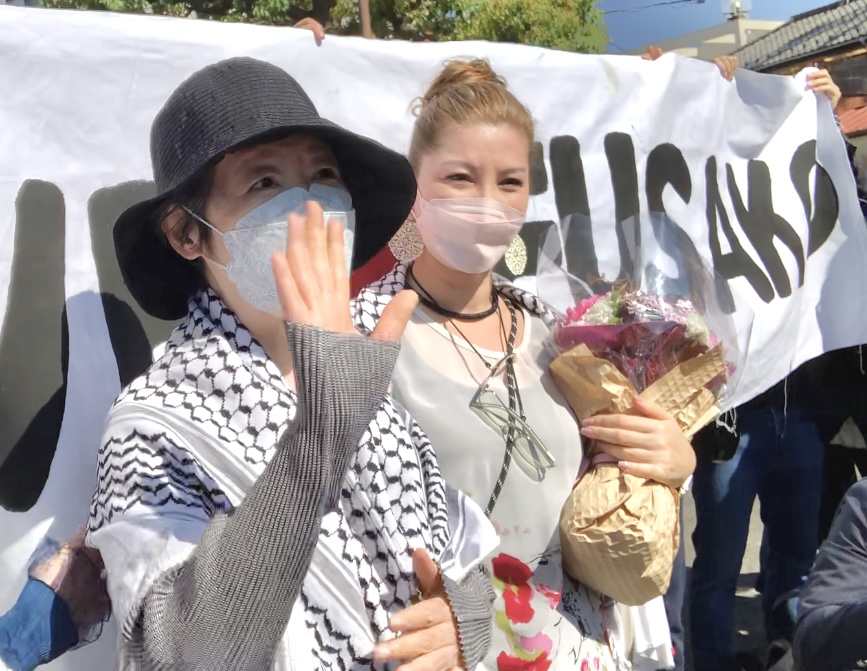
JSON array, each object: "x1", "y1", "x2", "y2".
[{"x1": 598, "y1": 0, "x2": 835, "y2": 52}]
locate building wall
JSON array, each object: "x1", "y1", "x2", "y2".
[
  {"x1": 627, "y1": 19, "x2": 784, "y2": 61},
  {"x1": 761, "y1": 46, "x2": 867, "y2": 97},
  {"x1": 829, "y1": 54, "x2": 867, "y2": 97}
]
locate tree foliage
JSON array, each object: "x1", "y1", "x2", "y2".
[
  {"x1": 41, "y1": 0, "x2": 607, "y2": 53},
  {"x1": 453, "y1": 0, "x2": 607, "y2": 54}
]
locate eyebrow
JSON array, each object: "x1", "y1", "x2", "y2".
[
  {"x1": 439, "y1": 160, "x2": 475, "y2": 170},
  {"x1": 231, "y1": 145, "x2": 280, "y2": 170},
  {"x1": 233, "y1": 142, "x2": 338, "y2": 183},
  {"x1": 307, "y1": 147, "x2": 339, "y2": 166},
  {"x1": 439, "y1": 160, "x2": 527, "y2": 175}
]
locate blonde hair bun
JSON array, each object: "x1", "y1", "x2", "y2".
[
  {"x1": 409, "y1": 58, "x2": 534, "y2": 167},
  {"x1": 421, "y1": 58, "x2": 506, "y2": 105}
]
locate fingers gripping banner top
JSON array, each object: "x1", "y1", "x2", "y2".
[{"x1": 0, "y1": 7, "x2": 864, "y2": 670}]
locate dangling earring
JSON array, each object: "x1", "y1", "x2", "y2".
[
  {"x1": 389, "y1": 213, "x2": 424, "y2": 262},
  {"x1": 504, "y1": 234, "x2": 528, "y2": 276}
]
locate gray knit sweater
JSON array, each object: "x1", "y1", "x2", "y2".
[{"x1": 86, "y1": 291, "x2": 494, "y2": 671}]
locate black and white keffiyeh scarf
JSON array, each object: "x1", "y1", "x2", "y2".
[
  {"x1": 352, "y1": 263, "x2": 556, "y2": 336},
  {"x1": 87, "y1": 289, "x2": 494, "y2": 670}
]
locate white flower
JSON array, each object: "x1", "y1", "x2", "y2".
[
  {"x1": 582, "y1": 296, "x2": 618, "y2": 325},
  {"x1": 685, "y1": 312, "x2": 710, "y2": 347}
]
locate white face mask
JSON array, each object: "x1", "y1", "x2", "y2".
[
  {"x1": 414, "y1": 196, "x2": 525, "y2": 274},
  {"x1": 185, "y1": 184, "x2": 355, "y2": 316}
]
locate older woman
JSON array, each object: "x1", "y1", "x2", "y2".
[{"x1": 4, "y1": 56, "x2": 499, "y2": 671}]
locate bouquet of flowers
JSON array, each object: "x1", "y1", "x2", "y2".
[
  {"x1": 551, "y1": 285, "x2": 728, "y2": 435},
  {"x1": 538, "y1": 212, "x2": 751, "y2": 606}
]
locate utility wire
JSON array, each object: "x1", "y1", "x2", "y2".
[{"x1": 604, "y1": 0, "x2": 703, "y2": 15}]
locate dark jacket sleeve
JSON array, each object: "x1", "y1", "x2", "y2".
[{"x1": 794, "y1": 478, "x2": 867, "y2": 671}]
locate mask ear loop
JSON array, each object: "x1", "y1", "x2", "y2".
[{"x1": 181, "y1": 206, "x2": 229, "y2": 271}]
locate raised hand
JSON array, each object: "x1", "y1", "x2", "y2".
[
  {"x1": 579, "y1": 396, "x2": 696, "y2": 489},
  {"x1": 271, "y1": 201, "x2": 417, "y2": 343},
  {"x1": 374, "y1": 549, "x2": 464, "y2": 671},
  {"x1": 641, "y1": 45, "x2": 664, "y2": 61},
  {"x1": 713, "y1": 55, "x2": 738, "y2": 82},
  {"x1": 807, "y1": 69, "x2": 842, "y2": 111},
  {"x1": 642, "y1": 45, "x2": 737, "y2": 82},
  {"x1": 294, "y1": 17, "x2": 326, "y2": 45}
]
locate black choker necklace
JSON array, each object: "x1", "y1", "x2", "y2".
[{"x1": 408, "y1": 266, "x2": 499, "y2": 321}]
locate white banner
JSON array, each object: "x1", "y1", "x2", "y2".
[{"x1": 0, "y1": 8, "x2": 865, "y2": 670}]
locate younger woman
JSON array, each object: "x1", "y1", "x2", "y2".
[{"x1": 354, "y1": 59, "x2": 697, "y2": 670}]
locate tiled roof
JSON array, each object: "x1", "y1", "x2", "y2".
[
  {"x1": 733, "y1": 0, "x2": 867, "y2": 72},
  {"x1": 841, "y1": 105, "x2": 867, "y2": 136}
]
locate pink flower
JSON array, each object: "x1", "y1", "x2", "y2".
[
  {"x1": 536, "y1": 584, "x2": 561, "y2": 609},
  {"x1": 502, "y1": 583, "x2": 535, "y2": 623},
  {"x1": 492, "y1": 554, "x2": 534, "y2": 586},
  {"x1": 518, "y1": 632, "x2": 553, "y2": 656},
  {"x1": 565, "y1": 295, "x2": 604, "y2": 324},
  {"x1": 497, "y1": 651, "x2": 552, "y2": 671}
]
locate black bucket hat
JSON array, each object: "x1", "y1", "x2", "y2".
[{"x1": 114, "y1": 57, "x2": 416, "y2": 320}]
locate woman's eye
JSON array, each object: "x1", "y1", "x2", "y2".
[
  {"x1": 252, "y1": 176, "x2": 278, "y2": 191},
  {"x1": 315, "y1": 166, "x2": 341, "y2": 181},
  {"x1": 447, "y1": 173, "x2": 471, "y2": 182},
  {"x1": 501, "y1": 178, "x2": 524, "y2": 188}
]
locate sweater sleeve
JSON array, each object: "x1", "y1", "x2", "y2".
[
  {"x1": 441, "y1": 566, "x2": 496, "y2": 670},
  {"x1": 794, "y1": 478, "x2": 867, "y2": 671},
  {"x1": 91, "y1": 325, "x2": 399, "y2": 671}
]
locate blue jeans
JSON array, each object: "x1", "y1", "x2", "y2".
[
  {"x1": 689, "y1": 401, "x2": 823, "y2": 671},
  {"x1": 661, "y1": 508, "x2": 686, "y2": 670}
]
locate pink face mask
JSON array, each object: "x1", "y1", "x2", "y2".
[{"x1": 414, "y1": 196, "x2": 525, "y2": 274}]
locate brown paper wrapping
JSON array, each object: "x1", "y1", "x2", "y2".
[{"x1": 552, "y1": 343, "x2": 726, "y2": 606}]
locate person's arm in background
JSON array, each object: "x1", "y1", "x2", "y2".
[
  {"x1": 805, "y1": 70, "x2": 867, "y2": 218},
  {"x1": 0, "y1": 533, "x2": 109, "y2": 671},
  {"x1": 640, "y1": 45, "x2": 737, "y2": 80},
  {"x1": 0, "y1": 580, "x2": 79, "y2": 671},
  {"x1": 806, "y1": 69, "x2": 853, "y2": 160},
  {"x1": 807, "y1": 69, "x2": 843, "y2": 114},
  {"x1": 293, "y1": 17, "x2": 325, "y2": 44},
  {"x1": 794, "y1": 479, "x2": 867, "y2": 671}
]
